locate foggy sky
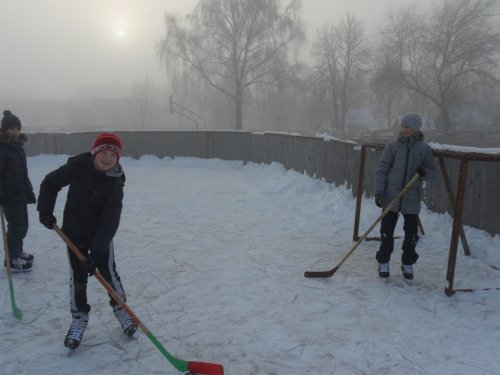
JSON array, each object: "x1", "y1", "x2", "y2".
[{"x1": 0, "y1": 0, "x2": 434, "y2": 100}]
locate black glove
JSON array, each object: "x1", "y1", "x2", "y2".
[
  {"x1": 39, "y1": 212, "x2": 57, "y2": 229},
  {"x1": 28, "y1": 191, "x2": 37, "y2": 204},
  {"x1": 81, "y1": 256, "x2": 96, "y2": 276},
  {"x1": 375, "y1": 193, "x2": 384, "y2": 208},
  {"x1": 82, "y1": 252, "x2": 106, "y2": 276},
  {"x1": 416, "y1": 166, "x2": 426, "y2": 177}
]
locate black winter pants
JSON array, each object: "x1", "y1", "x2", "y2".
[
  {"x1": 2, "y1": 202, "x2": 28, "y2": 259},
  {"x1": 375, "y1": 211, "x2": 420, "y2": 265},
  {"x1": 67, "y1": 241, "x2": 126, "y2": 314}
]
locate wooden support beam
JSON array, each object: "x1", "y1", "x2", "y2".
[
  {"x1": 353, "y1": 146, "x2": 366, "y2": 241},
  {"x1": 445, "y1": 159, "x2": 468, "y2": 296},
  {"x1": 438, "y1": 157, "x2": 471, "y2": 256}
]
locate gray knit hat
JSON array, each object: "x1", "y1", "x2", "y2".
[
  {"x1": 1, "y1": 110, "x2": 22, "y2": 131},
  {"x1": 401, "y1": 113, "x2": 422, "y2": 132}
]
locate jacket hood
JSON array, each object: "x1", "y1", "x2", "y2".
[
  {"x1": 105, "y1": 163, "x2": 123, "y2": 178},
  {"x1": 398, "y1": 131, "x2": 424, "y2": 144},
  {"x1": 67, "y1": 152, "x2": 92, "y2": 165},
  {"x1": 0, "y1": 132, "x2": 28, "y2": 143},
  {"x1": 67, "y1": 152, "x2": 124, "y2": 178}
]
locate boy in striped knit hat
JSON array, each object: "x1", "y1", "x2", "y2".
[{"x1": 37, "y1": 133, "x2": 137, "y2": 349}]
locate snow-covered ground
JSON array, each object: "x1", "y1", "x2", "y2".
[{"x1": 1, "y1": 155, "x2": 500, "y2": 375}]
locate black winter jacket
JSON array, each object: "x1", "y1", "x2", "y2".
[
  {"x1": 37, "y1": 152, "x2": 125, "y2": 254},
  {"x1": 0, "y1": 132, "x2": 36, "y2": 204}
]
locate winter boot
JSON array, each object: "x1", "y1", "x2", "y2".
[
  {"x1": 401, "y1": 264, "x2": 414, "y2": 280},
  {"x1": 64, "y1": 312, "x2": 89, "y2": 349},
  {"x1": 4, "y1": 257, "x2": 33, "y2": 273},
  {"x1": 378, "y1": 262, "x2": 390, "y2": 278},
  {"x1": 20, "y1": 251, "x2": 34, "y2": 262},
  {"x1": 113, "y1": 306, "x2": 137, "y2": 336}
]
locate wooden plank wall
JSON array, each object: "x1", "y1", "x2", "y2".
[{"x1": 24, "y1": 131, "x2": 499, "y2": 235}]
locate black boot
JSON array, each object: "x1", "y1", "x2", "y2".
[
  {"x1": 113, "y1": 306, "x2": 137, "y2": 336},
  {"x1": 378, "y1": 262, "x2": 390, "y2": 278},
  {"x1": 64, "y1": 312, "x2": 89, "y2": 349}
]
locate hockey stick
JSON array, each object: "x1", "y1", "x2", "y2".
[
  {"x1": 0, "y1": 206, "x2": 22, "y2": 320},
  {"x1": 304, "y1": 173, "x2": 421, "y2": 278},
  {"x1": 53, "y1": 225, "x2": 223, "y2": 375}
]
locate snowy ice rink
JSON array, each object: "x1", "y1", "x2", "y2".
[{"x1": 1, "y1": 155, "x2": 500, "y2": 374}]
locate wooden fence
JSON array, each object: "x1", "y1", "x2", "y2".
[{"x1": 24, "y1": 131, "x2": 500, "y2": 235}]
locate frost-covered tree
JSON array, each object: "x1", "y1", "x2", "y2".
[
  {"x1": 131, "y1": 76, "x2": 154, "y2": 129},
  {"x1": 310, "y1": 13, "x2": 369, "y2": 131},
  {"x1": 378, "y1": 0, "x2": 500, "y2": 131},
  {"x1": 158, "y1": 0, "x2": 305, "y2": 130}
]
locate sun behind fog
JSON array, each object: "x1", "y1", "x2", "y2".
[{"x1": 112, "y1": 28, "x2": 128, "y2": 43}]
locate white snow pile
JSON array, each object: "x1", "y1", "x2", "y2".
[{"x1": 1, "y1": 155, "x2": 499, "y2": 374}]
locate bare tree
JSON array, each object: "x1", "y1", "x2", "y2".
[
  {"x1": 248, "y1": 61, "x2": 313, "y2": 132},
  {"x1": 131, "y1": 76, "x2": 154, "y2": 129},
  {"x1": 369, "y1": 52, "x2": 414, "y2": 130},
  {"x1": 158, "y1": 0, "x2": 305, "y2": 130},
  {"x1": 310, "y1": 13, "x2": 369, "y2": 131},
  {"x1": 378, "y1": 0, "x2": 500, "y2": 131}
]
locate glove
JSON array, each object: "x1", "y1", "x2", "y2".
[
  {"x1": 28, "y1": 191, "x2": 37, "y2": 204},
  {"x1": 375, "y1": 193, "x2": 384, "y2": 208},
  {"x1": 39, "y1": 212, "x2": 57, "y2": 229},
  {"x1": 416, "y1": 166, "x2": 426, "y2": 177},
  {"x1": 81, "y1": 256, "x2": 96, "y2": 276},
  {"x1": 82, "y1": 252, "x2": 106, "y2": 276}
]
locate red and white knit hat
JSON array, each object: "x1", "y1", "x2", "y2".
[{"x1": 91, "y1": 133, "x2": 122, "y2": 158}]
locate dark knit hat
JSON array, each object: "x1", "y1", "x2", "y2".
[
  {"x1": 401, "y1": 113, "x2": 422, "y2": 132},
  {"x1": 91, "y1": 133, "x2": 122, "y2": 158},
  {"x1": 1, "y1": 110, "x2": 22, "y2": 131}
]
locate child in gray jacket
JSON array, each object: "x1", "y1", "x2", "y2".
[{"x1": 374, "y1": 113, "x2": 435, "y2": 279}]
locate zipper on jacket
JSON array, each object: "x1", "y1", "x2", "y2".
[{"x1": 397, "y1": 141, "x2": 411, "y2": 212}]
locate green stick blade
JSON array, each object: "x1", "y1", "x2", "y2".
[
  {"x1": 8, "y1": 280, "x2": 22, "y2": 320},
  {"x1": 146, "y1": 331, "x2": 188, "y2": 372}
]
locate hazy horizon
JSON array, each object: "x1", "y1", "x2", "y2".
[{"x1": 0, "y1": 0, "x2": 434, "y2": 101}]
